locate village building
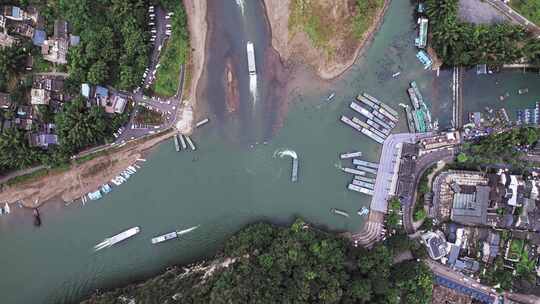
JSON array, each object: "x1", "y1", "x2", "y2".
[
  {"x1": 3, "y1": 6, "x2": 24, "y2": 21},
  {"x1": 0, "y1": 92, "x2": 11, "y2": 109},
  {"x1": 10, "y1": 21, "x2": 34, "y2": 38},
  {"x1": 422, "y1": 231, "x2": 448, "y2": 260},
  {"x1": 42, "y1": 38, "x2": 68, "y2": 64},
  {"x1": 0, "y1": 30, "x2": 16, "y2": 47},
  {"x1": 41, "y1": 20, "x2": 71, "y2": 64},
  {"x1": 30, "y1": 88, "x2": 51, "y2": 105},
  {"x1": 28, "y1": 133, "x2": 58, "y2": 149}
]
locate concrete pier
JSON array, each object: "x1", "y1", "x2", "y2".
[
  {"x1": 340, "y1": 151, "x2": 363, "y2": 159},
  {"x1": 354, "y1": 175, "x2": 376, "y2": 183},
  {"x1": 355, "y1": 165, "x2": 378, "y2": 175},
  {"x1": 352, "y1": 159, "x2": 379, "y2": 169},
  {"x1": 352, "y1": 179, "x2": 375, "y2": 189},
  {"x1": 342, "y1": 167, "x2": 366, "y2": 176},
  {"x1": 174, "y1": 135, "x2": 180, "y2": 152},
  {"x1": 179, "y1": 134, "x2": 187, "y2": 150},
  {"x1": 348, "y1": 184, "x2": 374, "y2": 196},
  {"x1": 185, "y1": 136, "x2": 196, "y2": 151},
  {"x1": 291, "y1": 158, "x2": 298, "y2": 182}
]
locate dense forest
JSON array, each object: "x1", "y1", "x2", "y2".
[
  {"x1": 425, "y1": 0, "x2": 540, "y2": 66},
  {"x1": 457, "y1": 127, "x2": 540, "y2": 169},
  {"x1": 83, "y1": 219, "x2": 433, "y2": 304}
]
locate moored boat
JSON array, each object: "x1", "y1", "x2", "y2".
[{"x1": 94, "y1": 227, "x2": 140, "y2": 251}]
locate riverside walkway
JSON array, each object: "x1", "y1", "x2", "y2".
[{"x1": 352, "y1": 133, "x2": 428, "y2": 247}]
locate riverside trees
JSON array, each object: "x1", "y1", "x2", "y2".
[
  {"x1": 425, "y1": 0, "x2": 540, "y2": 66},
  {"x1": 83, "y1": 219, "x2": 434, "y2": 304}
]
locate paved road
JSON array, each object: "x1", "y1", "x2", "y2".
[
  {"x1": 485, "y1": 0, "x2": 540, "y2": 37},
  {"x1": 403, "y1": 148, "x2": 455, "y2": 234}
]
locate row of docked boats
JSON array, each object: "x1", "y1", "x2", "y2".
[
  {"x1": 81, "y1": 162, "x2": 144, "y2": 206},
  {"x1": 174, "y1": 133, "x2": 196, "y2": 152},
  {"x1": 340, "y1": 92, "x2": 399, "y2": 145},
  {"x1": 94, "y1": 225, "x2": 200, "y2": 251}
]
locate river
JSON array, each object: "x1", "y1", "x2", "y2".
[{"x1": 0, "y1": 1, "x2": 539, "y2": 303}]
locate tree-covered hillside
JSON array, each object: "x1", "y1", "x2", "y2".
[{"x1": 83, "y1": 219, "x2": 432, "y2": 304}]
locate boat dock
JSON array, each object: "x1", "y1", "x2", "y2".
[
  {"x1": 350, "y1": 102, "x2": 373, "y2": 120},
  {"x1": 367, "y1": 119, "x2": 391, "y2": 135},
  {"x1": 331, "y1": 208, "x2": 350, "y2": 217},
  {"x1": 362, "y1": 93, "x2": 399, "y2": 118},
  {"x1": 179, "y1": 134, "x2": 187, "y2": 150},
  {"x1": 354, "y1": 175, "x2": 376, "y2": 183},
  {"x1": 185, "y1": 136, "x2": 196, "y2": 151},
  {"x1": 340, "y1": 151, "x2": 362, "y2": 159},
  {"x1": 196, "y1": 118, "x2": 209, "y2": 128},
  {"x1": 174, "y1": 134, "x2": 180, "y2": 152},
  {"x1": 371, "y1": 111, "x2": 396, "y2": 129},
  {"x1": 341, "y1": 167, "x2": 366, "y2": 176},
  {"x1": 356, "y1": 95, "x2": 378, "y2": 109},
  {"x1": 361, "y1": 128, "x2": 384, "y2": 144},
  {"x1": 352, "y1": 159, "x2": 379, "y2": 169},
  {"x1": 347, "y1": 184, "x2": 374, "y2": 196},
  {"x1": 340, "y1": 115, "x2": 362, "y2": 132},
  {"x1": 291, "y1": 158, "x2": 299, "y2": 182},
  {"x1": 352, "y1": 179, "x2": 375, "y2": 189},
  {"x1": 355, "y1": 165, "x2": 378, "y2": 175},
  {"x1": 404, "y1": 105, "x2": 416, "y2": 133}
]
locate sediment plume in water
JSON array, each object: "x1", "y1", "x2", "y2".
[
  {"x1": 224, "y1": 58, "x2": 240, "y2": 113},
  {"x1": 262, "y1": 47, "x2": 289, "y2": 139}
]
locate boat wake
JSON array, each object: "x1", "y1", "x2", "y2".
[
  {"x1": 93, "y1": 239, "x2": 110, "y2": 252},
  {"x1": 235, "y1": 0, "x2": 245, "y2": 16},
  {"x1": 249, "y1": 74, "x2": 258, "y2": 105},
  {"x1": 274, "y1": 149, "x2": 298, "y2": 160}
]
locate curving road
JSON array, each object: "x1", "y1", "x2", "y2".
[{"x1": 485, "y1": 0, "x2": 540, "y2": 37}]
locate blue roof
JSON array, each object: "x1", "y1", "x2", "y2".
[
  {"x1": 32, "y1": 30, "x2": 46, "y2": 46},
  {"x1": 95, "y1": 86, "x2": 108, "y2": 98},
  {"x1": 70, "y1": 35, "x2": 80, "y2": 46},
  {"x1": 11, "y1": 7, "x2": 22, "y2": 18}
]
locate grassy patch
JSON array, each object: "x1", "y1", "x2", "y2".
[
  {"x1": 510, "y1": 0, "x2": 540, "y2": 26},
  {"x1": 4, "y1": 164, "x2": 71, "y2": 186},
  {"x1": 134, "y1": 106, "x2": 164, "y2": 125},
  {"x1": 508, "y1": 239, "x2": 524, "y2": 261},
  {"x1": 153, "y1": 6, "x2": 189, "y2": 97},
  {"x1": 353, "y1": 0, "x2": 384, "y2": 38},
  {"x1": 289, "y1": 0, "x2": 383, "y2": 55}
]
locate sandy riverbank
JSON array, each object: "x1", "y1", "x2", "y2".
[
  {"x1": 0, "y1": 131, "x2": 175, "y2": 208},
  {"x1": 263, "y1": 0, "x2": 391, "y2": 80},
  {"x1": 180, "y1": 0, "x2": 207, "y2": 128}
]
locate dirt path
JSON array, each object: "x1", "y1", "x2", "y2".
[
  {"x1": 263, "y1": 0, "x2": 391, "y2": 80},
  {"x1": 0, "y1": 131, "x2": 175, "y2": 208}
]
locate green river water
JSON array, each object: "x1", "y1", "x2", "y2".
[{"x1": 0, "y1": 1, "x2": 539, "y2": 303}]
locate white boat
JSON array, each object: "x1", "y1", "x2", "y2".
[
  {"x1": 392, "y1": 72, "x2": 401, "y2": 78},
  {"x1": 357, "y1": 207, "x2": 369, "y2": 216},
  {"x1": 4, "y1": 203, "x2": 10, "y2": 214},
  {"x1": 151, "y1": 231, "x2": 178, "y2": 244},
  {"x1": 94, "y1": 227, "x2": 140, "y2": 251},
  {"x1": 151, "y1": 225, "x2": 199, "y2": 245}
]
